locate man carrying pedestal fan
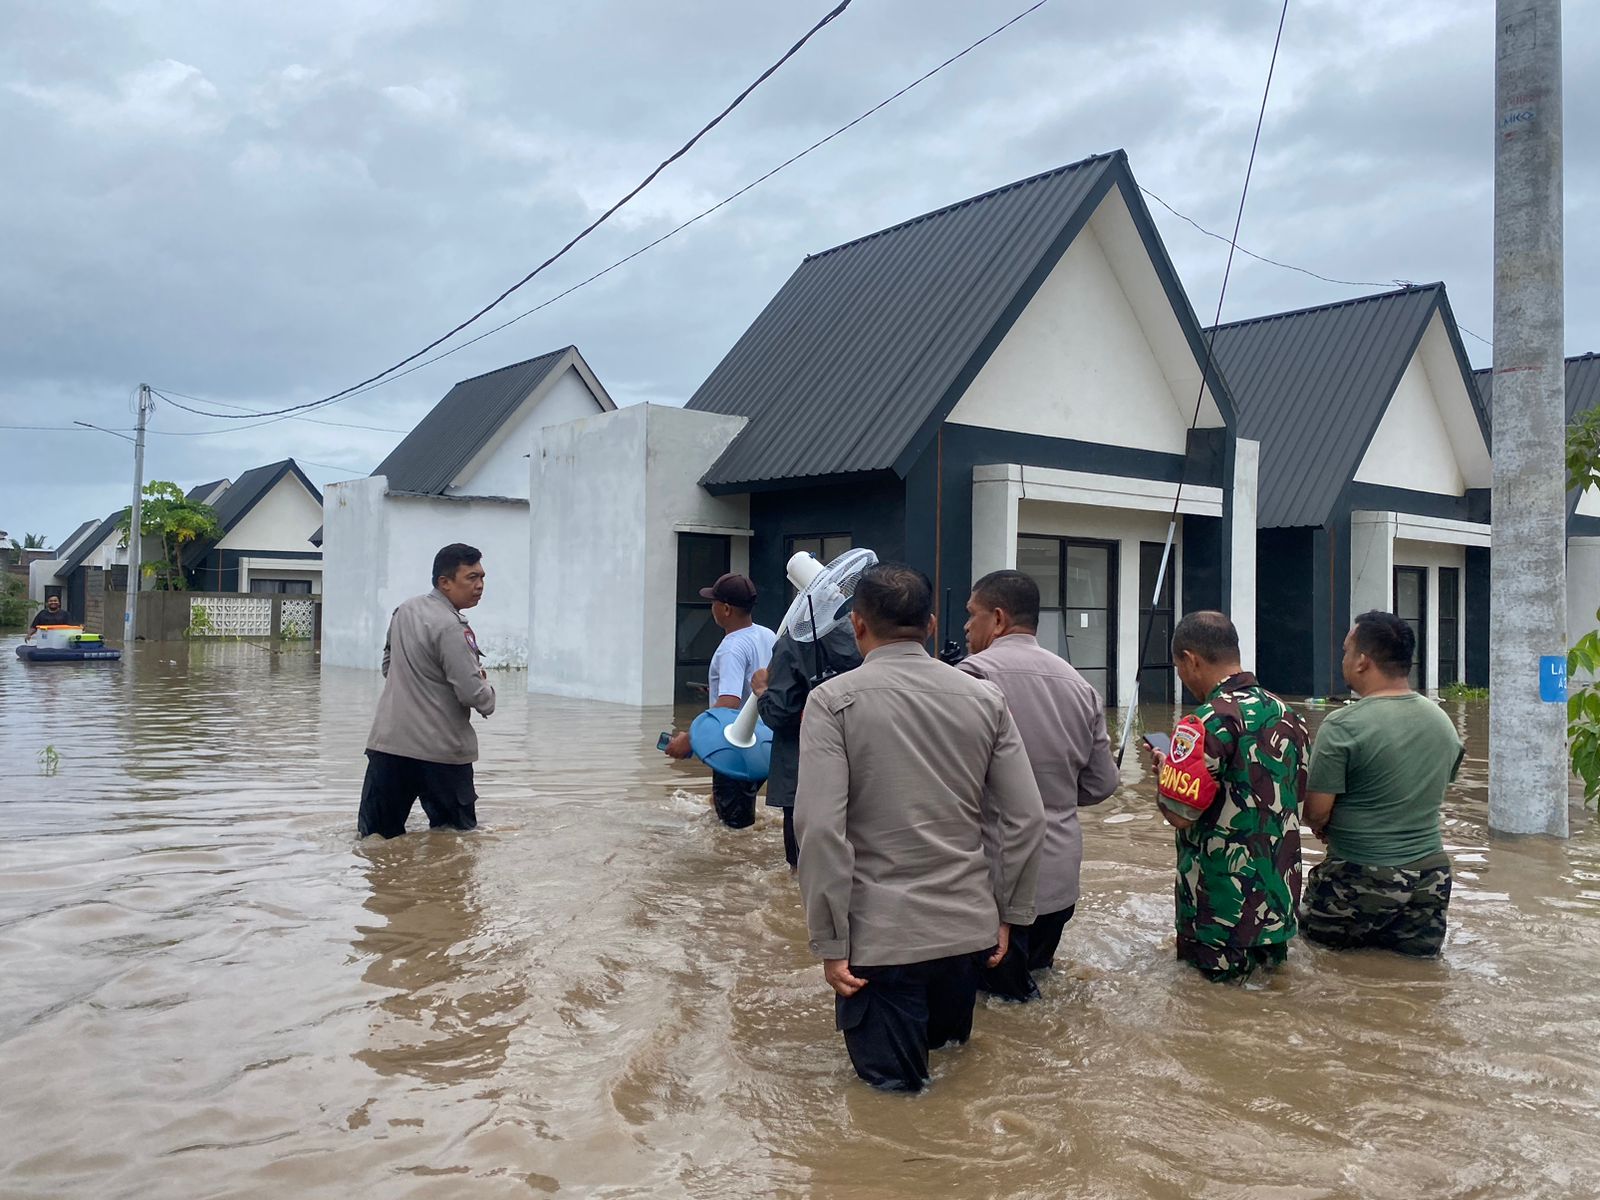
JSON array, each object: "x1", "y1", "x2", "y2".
[{"x1": 663, "y1": 573, "x2": 776, "y2": 829}]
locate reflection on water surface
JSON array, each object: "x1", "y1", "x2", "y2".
[{"x1": 2, "y1": 637, "x2": 1599, "y2": 1198}]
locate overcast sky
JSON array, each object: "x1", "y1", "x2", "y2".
[{"x1": 4, "y1": 0, "x2": 1598, "y2": 547}]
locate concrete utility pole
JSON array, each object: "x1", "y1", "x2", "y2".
[
  {"x1": 1490, "y1": 0, "x2": 1569, "y2": 837},
  {"x1": 125, "y1": 383, "x2": 152, "y2": 646}
]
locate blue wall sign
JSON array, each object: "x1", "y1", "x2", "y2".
[{"x1": 1540, "y1": 655, "x2": 1568, "y2": 703}]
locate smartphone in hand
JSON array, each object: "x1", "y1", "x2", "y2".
[
  {"x1": 657, "y1": 732, "x2": 673, "y2": 752},
  {"x1": 1141, "y1": 731, "x2": 1172, "y2": 757}
]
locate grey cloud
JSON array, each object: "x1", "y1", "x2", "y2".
[{"x1": 3, "y1": 0, "x2": 1597, "y2": 546}]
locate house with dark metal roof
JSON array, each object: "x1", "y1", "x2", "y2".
[
  {"x1": 525, "y1": 150, "x2": 1262, "y2": 706},
  {"x1": 182, "y1": 459, "x2": 324, "y2": 593},
  {"x1": 680, "y1": 149, "x2": 1256, "y2": 706},
  {"x1": 28, "y1": 515, "x2": 120, "y2": 613},
  {"x1": 1210, "y1": 283, "x2": 1492, "y2": 697},
  {"x1": 321, "y1": 345, "x2": 616, "y2": 670},
  {"x1": 186, "y1": 478, "x2": 231, "y2": 506},
  {"x1": 1475, "y1": 352, "x2": 1600, "y2": 643}
]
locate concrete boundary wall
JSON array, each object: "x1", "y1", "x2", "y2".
[
  {"x1": 322, "y1": 476, "x2": 531, "y2": 670},
  {"x1": 528, "y1": 404, "x2": 748, "y2": 706}
]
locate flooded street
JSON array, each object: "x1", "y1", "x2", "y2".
[{"x1": 4, "y1": 637, "x2": 1600, "y2": 1198}]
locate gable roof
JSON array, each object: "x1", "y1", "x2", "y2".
[
  {"x1": 210, "y1": 459, "x2": 321, "y2": 532},
  {"x1": 58, "y1": 511, "x2": 122, "y2": 576},
  {"x1": 373, "y1": 346, "x2": 615, "y2": 495},
  {"x1": 309, "y1": 525, "x2": 323, "y2": 547},
  {"x1": 1208, "y1": 283, "x2": 1488, "y2": 528},
  {"x1": 1475, "y1": 352, "x2": 1600, "y2": 521},
  {"x1": 186, "y1": 478, "x2": 230, "y2": 505},
  {"x1": 686, "y1": 150, "x2": 1232, "y2": 491},
  {"x1": 179, "y1": 459, "x2": 322, "y2": 568},
  {"x1": 1473, "y1": 351, "x2": 1600, "y2": 424},
  {"x1": 53, "y1": 518, "x2": 100, "y2": 560}
]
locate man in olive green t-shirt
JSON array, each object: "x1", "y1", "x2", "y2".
[{"x1": 1302, "y1": 611, "x2": 1465, "y2": 957}]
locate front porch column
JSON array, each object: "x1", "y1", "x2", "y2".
[
  {"x1": 1230, "y1": 438, "x2": 1259, "y2": 671},
  {"x1": 1349, "y1": 510, "x2": 1397, "y2": 620},
  {"x1": 971, "y1": 465, "x2": 1023, "y2": 579}
]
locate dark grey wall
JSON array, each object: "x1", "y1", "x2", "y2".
[
  {"x1": 1466, "y1": 545, "x2": 1491, "y2": 687},
  {"x1": 747, "y1": 475, "x2": 907, "y2": 622},
  {"x1": 1255, "y1": 526, "x2": 1315, "y2": 696}
]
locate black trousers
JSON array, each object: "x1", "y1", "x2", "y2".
[
  {"x1": 711, "y1": 771, "x2": 757, "y2": 829},
  {"x1": 782, "y1": 806, "x2": 799, "y2": 869},
  {"x1": 979, "y1": 905, "x2": 1076, "y2": 1002},
  {"x1": 835, "y1": 951, "x2": 986, "y2": 1092},
  {"x1": 357, "y1": 749, "x2": 478, "y2": 839}
]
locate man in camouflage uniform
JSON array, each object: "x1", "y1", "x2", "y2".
[
  {"x1": 1300, "y1": 612, "x2": 1463, "y2": 957},
  {"x1": 1148, "y1": 611, "x2": 1308, "y2": 981}
]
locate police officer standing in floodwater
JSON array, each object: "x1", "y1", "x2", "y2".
[
  {"x1": 795, "y1": 563, "x2": 1044, "y2": 1091},
  {"x1": 357, "y1": 543, "x2": 495, "y2": 839}
]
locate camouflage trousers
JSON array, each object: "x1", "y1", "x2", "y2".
[
  {"x1": 1176, "y1": 936, "x2": 1289, "y2": 983},
  {"x1": 1301, "y1": 854, "x2": 1451, "y2": 957}
]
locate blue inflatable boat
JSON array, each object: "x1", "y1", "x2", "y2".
[{"x1": 16, "y1": 626, "x2": 121, "y2": 663}]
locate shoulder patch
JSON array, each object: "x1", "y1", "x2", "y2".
[{"x1": 1158, "y1": 714, "x2": 1219, "y2": 812}]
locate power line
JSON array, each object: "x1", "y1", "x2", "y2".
[
  {"x1": 1118, "y1": 0, "x2": 1290, "y2": 766},
  {"x1": 1139, "y1": 184, "x2": 1494, "y2": 348},
  {"x1": 175, "y1": 0, "x2": 855, "y2": 424},
  {"x1": 150, "y1": 388, "x2": 409, "y2": 433},
  {"x1": 2, "y1": 423, "x2": 132, "y2": 433},
  {"x1": 294, "y1": 457, "x2": 372, "y2": 474},
  {"x1": 162, "y1": 0, "x2": 1058, "y2": 429}
]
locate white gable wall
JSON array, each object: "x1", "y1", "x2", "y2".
[
  {"x1": 218, "y1": 475, "x2": 323, "y2": 553},
  {"x1": 946, "y1": 187, "x2": 1222, "y2": 452},
  {"x1": 1353, "y1": 312, "x2": 1490, "y2": 496},
  {"x1": 448, "y1": 367, "x2": 606, "y2": 500}
]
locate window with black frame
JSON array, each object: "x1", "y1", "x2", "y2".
[
  {"x1": 1437, "y1": 567, "x2": 1461, "y2": 687},
  {"x1": 784, "y1": 533, "x2": 852, "y2": 593},
  {"x1": 250, "y1": 579, "x2": 314, "y2": 595},
  {"x1": 1138, "y1": 540, "x2": 1176, "y2": 703},
  {"x1": 675, "y1": 533, "x2": 731, "y2": 703},
  {"x1": 1017, "y1": 534, "x2": 1118, "y2": 706},
  {"x1": 1393, "y1": 566, "x2": 1428, "y2": 691}
]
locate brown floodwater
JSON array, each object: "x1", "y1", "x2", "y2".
[{"x1": 3, "y1": 636, "x2": 1600, "y2": 1199}]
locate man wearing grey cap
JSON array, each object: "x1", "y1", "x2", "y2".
[{"x1": 664, "y1": 572, "x2": 776, "y2": 828}]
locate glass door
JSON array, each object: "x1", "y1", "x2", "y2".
[
  {"x1": 1018, "y1": 534, "x2": 1118, "y2": 705},
  {"x1": 1393, "y1": 566, "x2": 1427, "y2": 690}
]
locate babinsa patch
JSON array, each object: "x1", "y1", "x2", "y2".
[{"x1": 1159, "y1": 714, "x2": 1217, "y2": 812}]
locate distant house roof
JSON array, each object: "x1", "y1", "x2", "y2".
[
  {"x1": 373, "y1": 346, "x2": 615, "y2": 495},
  {"x1": 1209, "y1": 283, "x2": 1487, "y2": 529},
  {"x1": 57, "y1": 511, "x2": 122, "y2": 576},
  {"x1": 182, "y1": 459, "x2": 322, "y2": 567},
  {"x1": 1473, "y1": 351, "x2": 1600, "y2": 424},
  {"x1": 53, "y1": 518, "x2": 100, "y2": 560},
  {"x1": 211, "y1": 459, "x2": 320, "y2": 530},
  {"x1": 186, "y1": 478, "x2": 231, "y2": 505},
  {"x1": 685, "y1": 150, "x2": 1232, "y2": 491},
  {"x1": 1475, "y1": 352, "x2": 1600, "y2": 521},
  {"x1": 309, "y1": 525, "x2": 323, "y2": 547}
]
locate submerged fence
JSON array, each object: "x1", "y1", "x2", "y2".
[{"x1": 187, "y1": 594, "x2": 317, "y2": 641}]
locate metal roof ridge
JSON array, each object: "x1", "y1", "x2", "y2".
[
  {"x1": 449, "y1": 345, "x2": 572, "y2": 388},
  {"x1": 1210, "y1": 282, "x2": 1443, "y2": 333},
  {"x1": 799, "y1": 151, "x2": 1122, "y2": 264}
]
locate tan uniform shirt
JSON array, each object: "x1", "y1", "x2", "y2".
[
  {"x1": 795, "y1": 640, "x2": 1046, "y2": 967},
  {"x1": 366, "y1": 589, "x2": 495, "y2": 765},
  {"x1": 958, "y1": 632, "x2": 1120, "y2": 914}
]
